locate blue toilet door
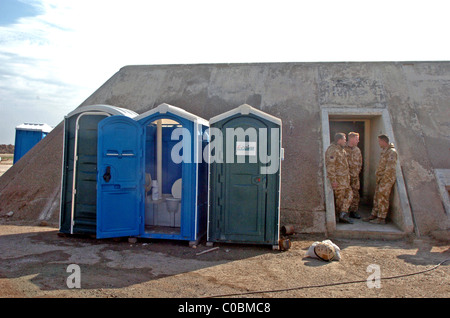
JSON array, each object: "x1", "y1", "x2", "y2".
[{"x1": 96, "y1": 116, "x2": 143, "y2": 238}]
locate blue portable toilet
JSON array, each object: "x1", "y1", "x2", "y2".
[
  {"x1": 96, "y1": 103, "x2": 209, "y2": 246},
  {"x1": 59, "y1": 105, "x2": 138, "y2": 236},
  {"x1": 14, "y1": 123, "x2": 53, "y2": 164}
]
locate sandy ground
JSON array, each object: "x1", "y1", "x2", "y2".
[
  {"x1": 0, "y1": 157, "x2": 12, "y2": 178},
  {"x1": 0, "y1": 219, "x2": 448, "y2": 300}
]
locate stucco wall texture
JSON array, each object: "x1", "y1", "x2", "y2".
[{"x1": 1, "y1": 62, "x2": 449, "y2": 236}]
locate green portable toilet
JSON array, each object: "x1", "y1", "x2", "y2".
[
  {"x1": 207, "y1": 104, "x2": 283, "y2": 249},
  {"x1": 59, "y1": 105, "x2": 138, "y2": 235}
]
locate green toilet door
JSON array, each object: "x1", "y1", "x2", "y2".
[{"x1": 217, "y1": 116, "x2": 269, "y2": 243}]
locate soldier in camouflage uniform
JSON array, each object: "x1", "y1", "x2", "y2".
[
  {"x1": 366, "y1": 134, "x2": 398, "y2": 224},
  {"x1": 345, "y1": 132, "x2": 362, "y2": 219},
  {"x1": 325, "y1": 133, "x2": 353, "y2": 224}
]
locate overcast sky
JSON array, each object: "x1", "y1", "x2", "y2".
[{"x1": 0, "y1": 0, "x2": 449, "y2": 144}]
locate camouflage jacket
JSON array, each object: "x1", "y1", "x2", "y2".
[
  {"x1": 344, "y1": 145, "x2": 362, "y2": 178},
  {"x1": 325, "y1": 142, "x2": 350, "y2": 189},
  {"x1": 376, "y1": 143, "x2": 397, "y2": 184}
]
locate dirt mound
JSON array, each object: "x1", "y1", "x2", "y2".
[
  {"x1": 0, "y1": 145, "x2": 14, "y2": 154},
  {"x1": 0, "y1": 122, "x2": 63, "y2": 224}
]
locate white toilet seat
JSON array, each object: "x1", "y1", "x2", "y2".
[{"x1": 171, "y1": 178, "x2": 182, "y2": 199}]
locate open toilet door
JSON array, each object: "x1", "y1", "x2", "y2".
[{"x1": 96, "y1": 116, "x2": 143, "y2": 238}]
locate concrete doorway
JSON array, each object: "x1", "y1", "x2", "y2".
[{"x1": 321, "y1": 108, "x2": 415, "y2": 239}]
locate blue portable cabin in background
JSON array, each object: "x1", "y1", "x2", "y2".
[
  {"x1": 59, "y1": 105, "x2": 138, "y2": 236},
  {"x1": 13, "y1": 123, "x2": 53, "y2": 164},
  {"x1": 96, "y1": 103, "x2": 210, "y2": 246}
]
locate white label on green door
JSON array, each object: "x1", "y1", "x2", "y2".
[{"x1": 236, "y1": 141, "x2": 256, "y2": 156}]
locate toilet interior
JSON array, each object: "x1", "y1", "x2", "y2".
[{"x1": 144, "y1": 119, "x2": 182, "y2": 234}]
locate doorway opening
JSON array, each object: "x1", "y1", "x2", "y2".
[
  {"x1": 322, "y1": 108, "x2": 414, "y2": 237},
  {"x1": 329, "y1": 120, "x2": 366, "y2": 202},
  {"x1": 70, "y1": 112, "x2": 109, "y2": 235},
  {"x1": 144, "y1": 118, "x2": 183, "y2": 236}
]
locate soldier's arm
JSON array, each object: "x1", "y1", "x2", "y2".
[
  {"x1": 375, "y1": 152, "x2": 384, "y2": 183},
  {"x1": 356, "y1": 148, "x2": 363, "y2": 174},
  {"x1": 325, "y1": 149, "x2": 337, "y2": 185},
  {"x1": 375, "y1": 164, "x2": 383, "y2": 184}
]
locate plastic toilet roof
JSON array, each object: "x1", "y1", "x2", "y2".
[
  {"x1": 134, "y1": 103, "x2": 209, "y2": 126},
  {"x1": 65, "y1": 104, "x2": 138, "y2": 118},
  {"x1": 209, "y1": 104, "x2": 281, "y2": 126},
  {"x1": 15, "y1": 123, "x2": 53, "y2": 133}
]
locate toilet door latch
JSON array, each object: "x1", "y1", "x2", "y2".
[{"x1": 103, "y1": 166, "x2": 111, "y2": 182}]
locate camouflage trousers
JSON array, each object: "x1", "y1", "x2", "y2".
[
  {"x1": 349, "y1": 177, "x2": 360, "y2": 213},
  {"x1": 371, "y1": 179, "x2": 396, "y2": 219},
  {"x1": 334, "y1": 186, "x2": 353, "y2": 217}
]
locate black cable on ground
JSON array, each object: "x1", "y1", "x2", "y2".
[{"x1": 204, "y1": 258, "x2": 450, "y2": 298}]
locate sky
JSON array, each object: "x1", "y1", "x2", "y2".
[{"x1": 0, "y1": 0, "x2": 449, "y2": 145}]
